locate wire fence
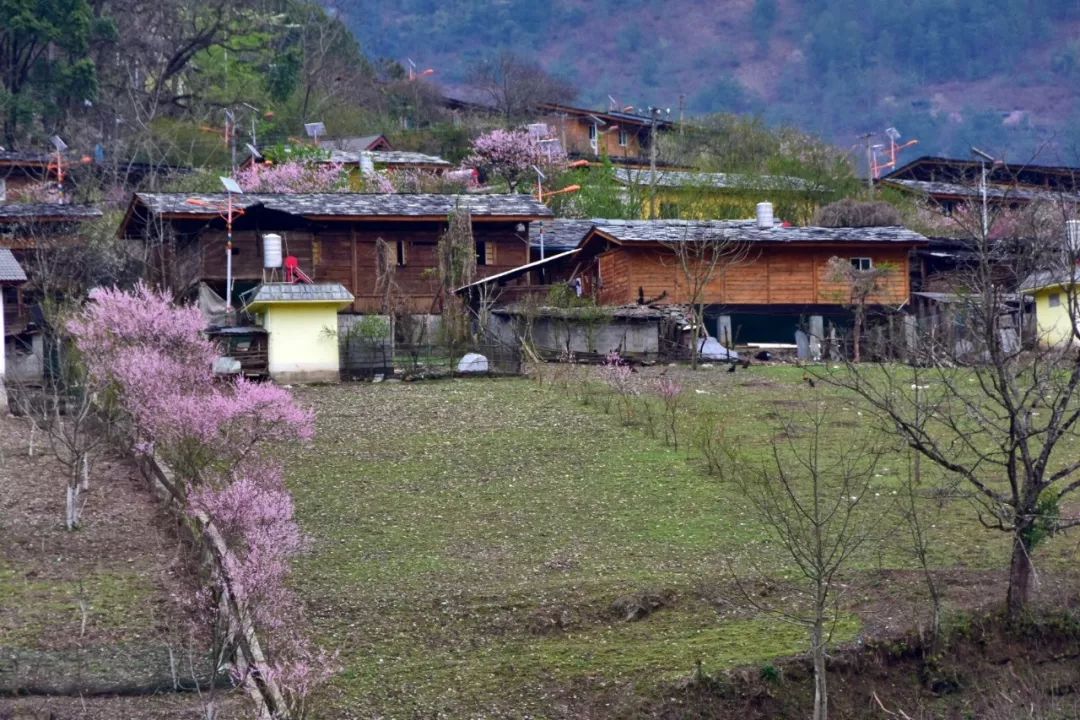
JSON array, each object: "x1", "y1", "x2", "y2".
[{"x1": 340, "y1": 337, "x2": 522, "y2": 380}]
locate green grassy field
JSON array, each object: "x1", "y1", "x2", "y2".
[{"x1": 288, "y1": 367, "x2": 1075, "y2": 718}]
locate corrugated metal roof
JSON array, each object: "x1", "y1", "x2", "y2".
[
  {"x1": 131, "y1": 192, "x2": 553, "y2": 219},
  {"x1": 590, "y1": 219, "x2": 928, "y2": 245},
  {"x1": 0, "y1": 248, "x2": 27, "y2": 283},
  {"x1": 1019, "y1": 267, "x2": 1080, "y2": 292}
]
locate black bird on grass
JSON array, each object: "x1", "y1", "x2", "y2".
[{"x1": 803, "y1": 373, "x2": 816, "y2": 388}]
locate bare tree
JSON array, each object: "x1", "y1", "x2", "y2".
[
  {"x1": 824, "y1": 256, "x2": 895, "y2": 363},
  {"x1": 468, "y1": 51, "x2": 577, "y2": 122},
  {"x1": 726, "y1": 406, "x2": 888, "y2": 720},
  {"x1": 661, "y1": 225, "x2": 750, "y2": 368},
  {"x1": 14, "y1": 347, "x2": 105, "y2": 530},
  {"x1": 817, "y1": 187, "x2": 1080, "y2": 622},
  {"x1": 435, "y1": 206, "x2": 476, "y2": 357}
]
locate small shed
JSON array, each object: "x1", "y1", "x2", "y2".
[
  {"x1": 1019, "y1": 268, "x2": 1080, "y2": 348},
  {"x1": 0, "y1": 248, "x2": 28, "y2": 407},
  {"x1": 245, "y1": 283, "x2": 354, "y2": 383}
]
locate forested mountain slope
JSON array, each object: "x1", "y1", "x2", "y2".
[{"x1": 343, "y1": 0, "x2": 1080, "y2": 161}]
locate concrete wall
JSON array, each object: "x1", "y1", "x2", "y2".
[
  {"x1": 262, "y1": 304, "x2": 342, "y2": 383},
  {"x1": 4, "y1": 333, "x2": 44, "y2": 384},
  {"x1": 491, "y1": 314, "x2": 660, "y2": 357}
]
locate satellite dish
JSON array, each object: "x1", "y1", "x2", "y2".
[
  {"x1": 220, "y1": 176, "x2": 244, "y2": 194},
  {"x1": 50, "y1": 136, "x2": 68, "y2": 152}
]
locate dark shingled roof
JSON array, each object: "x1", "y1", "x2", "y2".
[
  {"x1": 590, "y1": 219, "x2": 928, "y2": 246},
  {"x1": 131, "y1": 192, "x2": 553, "y2": 219},
  {"x1": 327, "y1": 135, "x2": 391, "y2": 152},
  {"x1": 614, "y1": 168, "x2": 826, "y2": 192},
  {"x1": 245, "y1": 282, "x2": 354, "y2": 305},
  {"x1": 0, "y1": 150, "x2": 54, "y2": 165},
  {"x1": 529, "y1": 218, "x2": 597, "y2": 250},
  {"x1": 880, "y1": 178, "x2": 1080, "y2": 203},
  {"x1": 0, "y1": 203, "x2": 103, "y2": 222},
  {"x1": 0, "y1": 248, "x2": 27, "y2": 283},
  {"x1": 326, "y1": 149, "x2": 451, "y2": 167}
]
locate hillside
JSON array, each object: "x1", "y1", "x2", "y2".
[{"x1": 342, "y1": 0, "x2": 1080, "y2": 163}]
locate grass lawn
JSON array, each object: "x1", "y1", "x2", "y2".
[{"x1": 288, "y1": 367, "x2": 1076, "y2": 718}]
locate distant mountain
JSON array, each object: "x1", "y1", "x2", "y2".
[{"x1": 340, "y1": 0, "x2": 1080, "y2": 164}]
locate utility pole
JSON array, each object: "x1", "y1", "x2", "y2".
[{"x1": 858, "y1": 132, "x2": 875, "y2": 196}]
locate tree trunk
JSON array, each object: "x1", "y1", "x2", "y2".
[
  {"x1": 812, "y1": 619, "x2": 828, "y2": 720},
  {"x1": 1006, "y1": 527, "x2": 1034, "y2": 622},
  {"x1": 66, "y1": 483, "x2": 78, "y2": 530}
]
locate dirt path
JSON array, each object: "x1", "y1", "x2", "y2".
[{"x1": 0, "y1": 413, "x2": 244, "y2": 718}]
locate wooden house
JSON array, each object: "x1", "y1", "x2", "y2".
[
  {"x1": 0, "y1": 204, "x2": 103, "y2": 377},
  {"x1": 533, "y1": 102, "x2": 674, "y2": 164},
  {"x1": 613, "y1": 168, "x2": 831, "y2": 224},
  {"x1": 118, "y1": 193, "x2": 553, "y2": 315},
  {"x1": 573, "y1": 218, "x2": 927, "y2": 344},
  {"x1": 879, "y1": 155, "x2": 1080, "y2": 214},
  {"x1": 0, "y1": 151, "x2": 62, "y2": 203}
]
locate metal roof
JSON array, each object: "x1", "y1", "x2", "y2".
[
  {"x1": 588, "y1": 219, "x2": 928, "y2": 246},
  {"x1": 0, "y1": 203, "x2": 103, "y2": 222},
  {"x1": 1019, "y1": 267, "x2": 1080, "y2": 292},
  {"x1": 614, "y1": 168, "x2": 826, "y2": 192},
  {"x1": 0, "y1": 248, "x2": 27, "y2": 283},
  {"x1": 456, "y1": 249, "x2": 579, "y2": 293},
  {"x1": 130, "y1": 192, "x2": 553, "y2": 219},
  {"x1": 245, "y1": 282, "x2": 354, "y2": 306}
]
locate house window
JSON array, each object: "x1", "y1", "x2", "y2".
[
  {"x1": 1049, "y1": 292, "x2": 1062, "y2": 308},
  {"x1": 851, "y1": 257, "x2": 873, "y2": 271},
  {"x1": 476, "y1": 240, "x2": 495, "y2": 266},
  {"x1": 618, "y1": 128, "x2": 629, "y2": 147},
  {"x1": 588, "y1": 123, "x2": 598, "y2": 142},
  {"x1": 393, "y1": 239, "x2": 407, "y2": 267}
]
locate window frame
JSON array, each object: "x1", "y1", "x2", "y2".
[
  {"x1": 850, "y1": 257, "x2": 874, "y2": 271},
  {"x1": 1049, "y1": 292, "x2": 1062, "y2": 308}
]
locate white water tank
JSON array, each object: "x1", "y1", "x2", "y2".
[
  {"x1": 756, "y1": 202, "x2": 774, "y2": 229},
  {"x1": 263, "y1": 233, "x2": 283, "y2": 269}
]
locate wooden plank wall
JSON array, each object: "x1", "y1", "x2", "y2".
[
  {"x1": 595, "y1": 245, "x2": 913, "y2": 306},
  {"x1": 180, "y1": 220, "x2": 530, "y2": 313}
]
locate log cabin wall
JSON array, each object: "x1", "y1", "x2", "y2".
[
  {"x1": 595, "y1": 244, "x2": 913, "y2": 307},
  {"x1": 539, "y1": 114, "x2": 647, "y2": 160}
]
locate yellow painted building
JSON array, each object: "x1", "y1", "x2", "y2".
[
  {"x1": 1021, "y1": 269, "x2": 1080, "y2": 348},
  {"x1": 613, "y1": 169, "x2": 830, "y2": 225},
  {"x1": 245, "y1": 283, "x2": 354, "y2": 383}
]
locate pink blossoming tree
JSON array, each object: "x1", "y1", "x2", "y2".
[
  {"x1": 235, "y1": 160, "x2": 349, "y2": 193},
  {"x1": 465, "y1": 128, "x2": 564, "y2": 192},
  {"x1": 67, "y1": 284, "x2": 330, "y2": 714}
]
